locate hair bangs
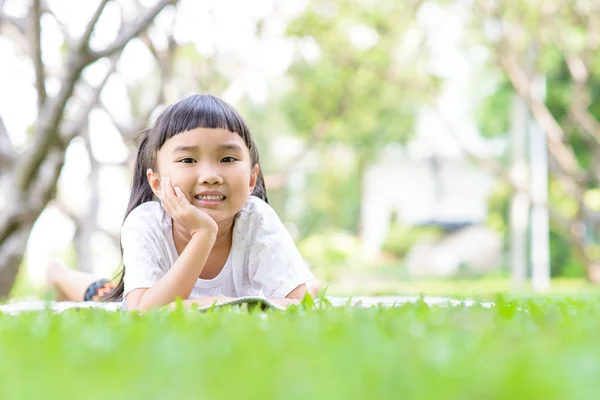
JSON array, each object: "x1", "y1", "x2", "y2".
[{"x1": 155, "y1": 95, "x2": 250, "y2": 144}]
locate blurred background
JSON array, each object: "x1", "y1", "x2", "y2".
[{"x1": 1, "y1": 0, "x2": 599, "y2": 299}]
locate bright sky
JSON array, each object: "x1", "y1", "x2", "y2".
[{"x1": 0, "y1": 0, "x2": 498, "y2": 287}]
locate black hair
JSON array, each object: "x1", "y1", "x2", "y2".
[{"x1": 103, "y1": 94, "x2": 267, "y2": 301}]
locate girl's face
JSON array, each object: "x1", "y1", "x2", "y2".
[{"x1": 148, "y1": 127, "x2": 259, "y2": 225}]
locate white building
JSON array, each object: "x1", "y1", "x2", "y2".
[{"x1": 360, "y1": 152, "x2": 497, "y2": 259}]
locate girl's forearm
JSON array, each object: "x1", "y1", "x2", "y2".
[
  {"x1": 166, "y1": 296, "x2": 233, "y2": 310},
  {"x1": 168, "y1": 297, "x2": 298, "y2": 310},
  {"x1": 137, "y1": 232, "x2": 216, "y2": 311}
]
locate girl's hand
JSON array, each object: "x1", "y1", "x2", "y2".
[
  {"x1": 159, "y1": 177, "x2": 218, "y2": 237},
  {"x1": 268, "y1": 298, "x2": 301, "y2": 309}
]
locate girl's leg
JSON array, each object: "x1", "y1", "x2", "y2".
[{"x1": 46, "y1": 260, "x2": 101, "y2": 302}]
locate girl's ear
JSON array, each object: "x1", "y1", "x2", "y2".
[
  {"x1": 249, "y1": 164, "x2": 259, "y2": 194},
  {"x1": 147, "y1": 168, "x2": 161, "y2": 196}
]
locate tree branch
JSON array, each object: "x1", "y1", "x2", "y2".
[
  {"x1": 31, "y1": 0, "x2": 46, "y2": 109},
  {"x1": 0, "y1": 115, "x2": 16, "y2": 170},
  {"x1": 60, "y1": 53, "x2": 121, "y2": 144},
  {"x1": 141, "y1": 28, "x2": 177, "y2": 106},
  {"x1": 17, "y1": 55, "x2": 86, "y2": 192},
  {"x1": 0, "y1": 224, "x2": 31, "y2": 297},
  {"x1": 433, "y1": 105, "x2": 509, "y2": 183},
  {"x1": 16, "y1": 1, "x2": 121, "y2": 192},
  {"x1": 0, "y1": 8, "x2": 28, "y2": 35},
  {"x1": 561, "y1": 55, "x2": 600, "y2": 150},
  {"x1": 264, "y1": 122, "x2": 326, "y2": 190},
  {"x1": 570, "y1": 106, "x2": 600, "y2": 146},
  {"x1": 15, "y1": 0, "x2": 114, "y2": 193},
  {"x1": 500, "y1": 54, "x2": 582, "y2": 179},
  {"x1": 78, "y1": 0, "x2": 111, "y2": 52},
  {"x1": 55, "y1": 197, "x2": 120, "y2": 249},
  {"x1": 549, "y1": 22, "x2": 600, "y2": 150},
  {"x1": 89, "y1": 0, "x2": 177, "y2": 62},
  {"x1": 100, "y1": 17, "x2": 179, "y2": 145},
  {"x1": 44, "y1": 8, "x2": 71, "y2": 42}
]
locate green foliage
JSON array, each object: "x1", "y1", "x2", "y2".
[
  {"x1": 279, "y1": 0, "x2": 437, "y2": 237},
  {"x1": 300, "y1": 290, "x2": 316, "y2": 310},
  {"x1": 283, "y1": 0, "x2": 435, "y2": 159},
  {"x1": 550, "y1": 229, "x2": 585, "y2": 278},
  {"x1": 3, "y1": 298, "x2": 600, "y2": 398},
  {"x1": 469, "y1": 0, "x2": 600, "y2": 274},
  {"x1": 484, "y1": 180, "x2": 586, "y2": 277},
  {"x1": 485, "y1": 182, "x2": 511, "y2": 235},
  {"x1": 294, "y1": 151, "x2": 362, "y2": 237},
  {"x1": 381, "y1": 223, "x2": 444, "y2": 260},
  {"x1": 476, "y1": 79, "x2": 512, "y2": 138},
  {"x1": 298, "y1": 231, "x2": 363, "y2": 280}
]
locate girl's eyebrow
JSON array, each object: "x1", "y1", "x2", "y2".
[
  {"x1": 172, "y1": 143, "x2": 244, "y2": 154},
  {"x1": 220, "y1": 143, "x2": 244, "y2": 153},
  {"x1": 172, "y1": 145, "x2": 198, "y2": 154}
]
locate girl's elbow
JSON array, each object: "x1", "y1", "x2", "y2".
[{"x1": 285, "y1": 283, "x2": 310, "y2": 300}]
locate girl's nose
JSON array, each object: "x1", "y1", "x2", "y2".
[{"x1": 198, "y1": 165, "x2": 223, "y2": 185}]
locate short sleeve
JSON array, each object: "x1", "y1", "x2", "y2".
[
  {"x1": 122, "y1": 227, "x2": 167, "y2": 297},
  {"x1": 247, "y1": 206, "x2": 314, "y2": 299}
]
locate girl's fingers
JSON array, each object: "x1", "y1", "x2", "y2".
[
  {"x1": 156, "y1": 176, "x2": 163, "y2": 200},
  {"x1": 159, "y1": 177, "x2": 169, "y2": 203},
  {"x1": 174, "y1": 187, "x2": 189, "y2": 204},
  {"x1": 158, "y1": 177, "x2": 167, "y2": 199},
  {"x1": 164, "y1": 177, "x2": 176, "y2": 198},
  {"x1": 160, "y1": 177, "x2": 177, "y2": 213}
]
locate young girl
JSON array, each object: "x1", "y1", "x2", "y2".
[{"x1": 47, "y1": 94, "x2": 316, "y2": 310}]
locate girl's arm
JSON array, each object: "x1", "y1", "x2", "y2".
[
  {"x1": 152, "y1": 284, "x2": 311, "y2": 312},
  {"x1": 127, "y1": 231, "x2": 216, "y2": 311},
  {"x1": 264, "y1": 283, "x2": 307, "y2": 308},
  {"x1": 171, "y1": 296, "x2": 299, "y2": 310},
  {"x1": 127, "y1": 177, "x2": 218, "y2": 311},
  {"x1": 165, "y1": 296, "x2": 233, "y2": 310},
  {"x1": 285, "y1": 283, "x2": 309, "y2": 301},
  {"x1": 164, "y1": 288, "x2": 308, "y2": 311}
]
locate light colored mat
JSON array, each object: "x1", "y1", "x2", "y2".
[{"x1": 0, "y1": 296, "x2": 494, "y2": 315}]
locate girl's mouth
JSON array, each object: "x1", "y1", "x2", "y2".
[{"x1": 194, "y1": 194, "x2": 226, "y2": 206}]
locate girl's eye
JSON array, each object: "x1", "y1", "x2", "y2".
[
  {"x1": 221, "y1": 156, "x2": 237, "y2": 163},
  {"x1": 179, "y1": 158, "x2": 196, "y2": 164}
]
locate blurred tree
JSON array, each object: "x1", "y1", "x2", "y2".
[
  {"x1": 281, "y1": 0, "x2": 438, "y2": 234},
  {"x1": 0, "y1": 0, "x2": 177, "y2": 297},
  {"x1": 469, "y1": 0, "x2": 600, "y2": 281}
]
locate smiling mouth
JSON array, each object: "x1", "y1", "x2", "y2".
[{"x1": 194, "y1": 195, "x2": 226, "y2": 202}]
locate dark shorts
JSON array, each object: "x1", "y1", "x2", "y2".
[{"x1": 84, "y1": 279, "x2": 116, "y2": 302}]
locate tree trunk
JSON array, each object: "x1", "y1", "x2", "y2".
[
  {"x1": 0, "y1": 148, "x2": 66, "y2": 298},
  {"x1": 509, "y1": 95, "x2": 530, "y2": 289},
  {"x1": 0, "y1": 224, "x2": 33, "y2": 297},
  {"x1": 0, "y1": 0, "x2": 178, "y2": 298}
]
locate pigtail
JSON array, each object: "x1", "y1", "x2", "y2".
[
  {"x1": 102, "y1": 129, "x2": 153, "y2": 302},
  {"x1": 121, "y1": 131, "x2": 155, "y2": 223}
]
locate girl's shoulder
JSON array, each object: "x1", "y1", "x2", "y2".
[
  {"x1": 237, "y1": 196, "x2": 277, "y2": 221},
  {"x1": 234, "y1": 196, "x2": 284, "y2": 238},
  {"x1": 122, "y1": 201, "x2": 168, "y2": 232}
]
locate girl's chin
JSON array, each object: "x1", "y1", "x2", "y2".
[{"x1": 195, "y1": 208, "x2": 234, "y2": 223}]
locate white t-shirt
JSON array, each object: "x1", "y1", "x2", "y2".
[{"x1": 121, "y1": 196, "x2": 314, "y2": 302}]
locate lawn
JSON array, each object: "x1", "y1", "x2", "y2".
[{"x1": 1, "y1": 295, "x2": 599, "y2": 400}]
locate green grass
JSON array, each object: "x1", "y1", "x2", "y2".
[
  {"x1": 1, "y1": 296, "x2": 600, "y2": 399},
  {"x1": 326, "y1": 275, "x2": 600, "y2": 298}
]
